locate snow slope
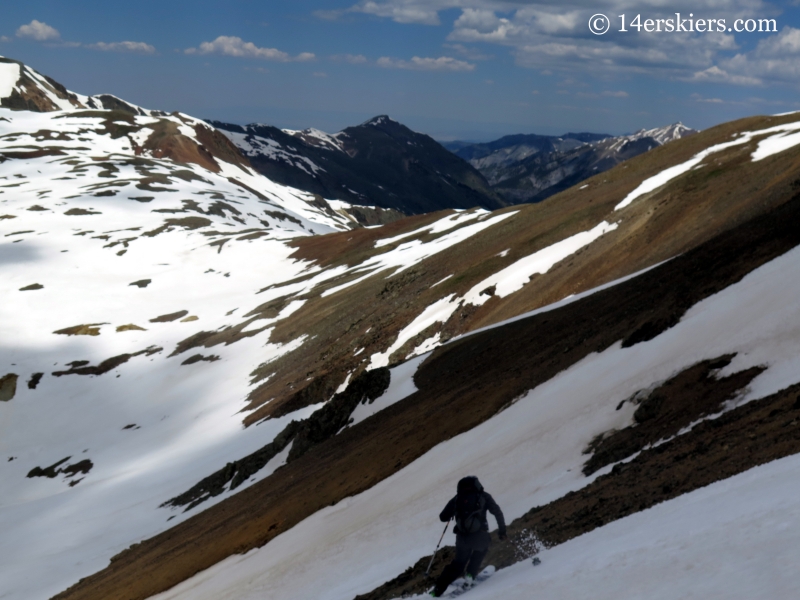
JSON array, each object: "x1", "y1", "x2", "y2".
[
  {"x1": 0, "y1": 105, "x2": 359, "y2": 598},
  {"x1": 411, "y1": 452, "x2": 800, "y2": 600},
  {"x1": 149, "y1": 236, "x2": 800, "y2": 600}
]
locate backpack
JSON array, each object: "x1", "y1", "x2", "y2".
[{"x1": 455, "y1": 490, "x2": 486, "y2": 534}]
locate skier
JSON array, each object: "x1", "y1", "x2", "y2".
[{"x1": 431, "y1": 476, "x2": 506, "y2": 597}]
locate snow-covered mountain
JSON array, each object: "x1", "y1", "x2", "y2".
[
  {"x1": 4, "y1": 56, "x2": 800, "y2": 600},
  {"x1": 209, "y1": 115, "x2": 505, "y2": 215},
  {"x1": 447, "y1": 123, "x2": 697, "y2": 203}
]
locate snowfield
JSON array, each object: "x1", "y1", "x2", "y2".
[{"x1": 150, "y1": 240, "x2": 800, "y2": 600}]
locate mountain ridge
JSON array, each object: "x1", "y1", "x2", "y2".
[
  {"x1": 209, "y1": 114, "x2": 506, "y2": 215},
  {"x1": 448, "y1": 123, "x2": 697, "y2": 203}
]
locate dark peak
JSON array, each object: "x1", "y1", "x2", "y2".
[{"x1": 361, "y1": 115, "x2": 397, "y2": 127}]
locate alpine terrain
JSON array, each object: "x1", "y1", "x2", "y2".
[
  {"x1": 446, "y1": 124, "x2": 697, "y2": 203},
  {"x1": 3, "y1": 54, "x2": 800, "y2": 600},
  {"x1": 209, "y1": 116, "x2": 505, "y2": 216}
]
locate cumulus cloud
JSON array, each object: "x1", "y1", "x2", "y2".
[
  {"x1": 691, "y1": 65, "x2": 762, "y2": 86},
  {"x1": 602, "y1": 90, "x2": 629, "y2": 97},
  {"x1": 0, "y1": 36, "x2": 11, "y2": 43},
  {"x1": 377, "y1": 55, "x2": 475, "y2": 71},
  {"x1": 16, "y1": 20, "x2": 60, "y2": 41},
  {"x1": 185, "y1": 36, "x2": 314, "y2": 62},
  {"x1": 356, "y1": 0, "x2": 441, "y2": 25},
  {"x1": 336, "y1": 0, "x2": 787, "y2": 85},
  {"x1": 688, "y1": 27, "x2": 800, "y2": 87},
  {"x1": 87, "y1": 41, "x2": 156, "y2": 54}
]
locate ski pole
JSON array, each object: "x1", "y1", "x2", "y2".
[{"x1": 425, "y1": 518, "x2": 452, "y2": 577}]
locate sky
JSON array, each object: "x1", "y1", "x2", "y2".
[{"x1": 1, "y1": 0, "x2": 800, "y2": 140}]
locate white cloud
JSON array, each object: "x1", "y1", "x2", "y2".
[
  {"x1": 341, "y1": 0, "x2": 784, "y2": 85},
  {"x1": 753, "y1": 25, "x2": 800, "y2": 56},
  {"x1": 355, "y1": 0, "x2": 441, "y2": 25},
  {"x1": 377, "y1": 55, "x2": 475, "y2": 71},
  {"x1": 16, "y1": 20, "x2": 60, "y2": 41},
  {"x1": 331, "y1": 53, "x2": 368, "y2": 64},
  {"x1": 185, "y1": 36, "x2": 314, "y2": 62},
  {"x1": 691, "y1": 65, "x2": 762, "y2": 86},
  {"x1": 0, "y1": 36, "x2": 11, "y2": 43},
  {"x1": 689, "y1": 28, "x2": 800, "y2": 87},
  {"x1": 87, "y1": 41, "x2": 156, "y2": 54}
]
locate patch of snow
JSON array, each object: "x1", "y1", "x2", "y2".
[
  {"x1": 0, "y1": 61, "x2": 21, "y2": 98},
  {"x1": 431, "y1": 274, "x2": 452, "y2": 288},
  {"x1": 335, "y1": 372, "x2": 353, "y2": 394},
  {"x1": 751, "y1": 129, "x2": 800, "y2": 162},
  {"x1": 347, "y1": 353, "x2": 426, "y2": 428},
  {"x1": 367, "y1": 294, "x2": 459, "y2": 369},
  {"x1": 375, "y1": 210, "x2": 487, "y2": 248},
  {"x1": 463, "y1": 221, "x2": 618, "y2": 306}
]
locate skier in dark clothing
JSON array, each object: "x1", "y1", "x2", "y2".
[{"x1": 431, "y1": 476, "x2": 506, "y2": 597}]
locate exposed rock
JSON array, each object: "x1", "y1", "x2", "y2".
[
  {"x1": 0, "y1": 373, "x2": 18, "y2": 402},
  {"x1": 149, "y1": 310, "x2": 188, "y2": 323},
  {"x1": 129, "y1": 279, "x2": 151, "y2": 288},
  {"x1": 53, "y1": 323, "x2": 106, "y2": 336},
  {"x1": 27, "y1": 373, "x2": 43, "y2": 389}
]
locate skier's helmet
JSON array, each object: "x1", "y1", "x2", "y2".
[{"x1": 457, "y1": 476, "x2": 484, "y2": 494}]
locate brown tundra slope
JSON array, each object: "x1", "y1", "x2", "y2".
[{"x1": 49, "y1": 108, "x2": 800, "y2": 600}]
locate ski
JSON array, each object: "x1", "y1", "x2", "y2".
[{"x1": 445, "y1": 566, "x2": 495, "y2": 597}]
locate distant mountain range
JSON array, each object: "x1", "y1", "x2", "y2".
[
  {"x1": 210, "y1": 113, "x2": 695, "y2": 213},
  {"x1": 444, "y1": 123, "x2": 698, "y2": 203},
  {"x1": 208, "y1": 116, "x2": 505, "y2": 215}
]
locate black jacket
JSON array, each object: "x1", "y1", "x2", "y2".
[{"x1": 440, "y1": 491, "x2": 506, "y2": 536}]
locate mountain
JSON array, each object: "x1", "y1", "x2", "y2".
[
  {"x1": 209, "y1": 115, "x2": 505, "y2": 215},
  {"x1": 448, "y1": 123, "x2": 697, "y2": 203},
  {"x1": 4, "y1": 56, "x2": 800, "y2": 600}
]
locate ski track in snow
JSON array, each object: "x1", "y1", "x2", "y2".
[{"x1": 150, "y1": 238, "x2": 800, "y2": 600}]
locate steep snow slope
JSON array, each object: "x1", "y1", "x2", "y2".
[
  {"x1": 147, "y1": 237, "x2": 800, "y2": 600},
  {"x1": 413, "y1": 452, "x2": 800, "y2": 600}
]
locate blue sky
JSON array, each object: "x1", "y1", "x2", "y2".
[{"x1": 2, "y1": 0, "x2": 800, "y2": 140}]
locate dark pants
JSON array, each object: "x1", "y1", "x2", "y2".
[{"x1": 433, "y1": 531, "x2": 490, "y2": 595}]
